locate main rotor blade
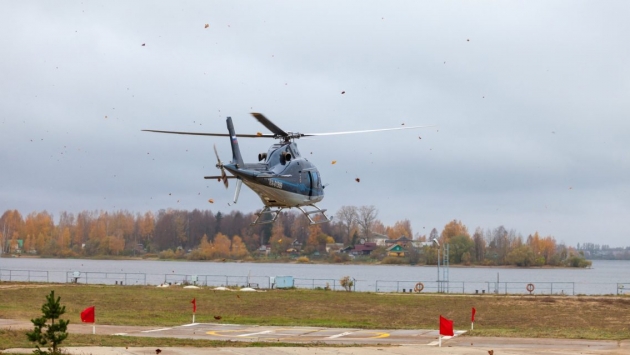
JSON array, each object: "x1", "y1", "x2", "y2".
[
  {"x1": 250, "y1": 112, "x2": 288, "y2": 137},
  {"x1": 302, "y1": 125, "x2": 435, "y2": 137},
  {"x1": 142, "y1": 129, "x2": 274, "y2": 138}
]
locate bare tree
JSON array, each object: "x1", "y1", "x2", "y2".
[
  {"x1": 357, "y1": 205, "x2": 378, "y2": 240},
  {"x1": 335, "y1": 206, "x2": 358, "y2": 245},
  {"x1": 472, "y1": 227, "x2": 486, "y2": 262}
]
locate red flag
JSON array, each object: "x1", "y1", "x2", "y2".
[
  {"x1": 191, "y1": 298, "x2": 196, "y2": 313},
  {"x1": 472, "y1": 307, "x2": 476, "y2": 322},
  {"x1": 439, "y1": 315, "x2": 454, "y2": 336},
  {"x1": 80, "y1": 306, "x2": 95, "y2": 323}
]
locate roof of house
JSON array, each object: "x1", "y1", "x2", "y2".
[{"x1": 353, "y1": 242, "x2": 377, "y2": 252}]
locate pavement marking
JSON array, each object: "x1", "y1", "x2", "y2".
[
  {"x1": 370, "y1": 332, "x2": 390, "y2": 339},
  {"x1": 327, "y1": 331, "x2": 353, "y2": 339},
  {"x1": 181, "y1": 323, "x2": 199, "y2": 327},
  {"x1": 141, "y1": 327, "x2": 172, "y2": 333},
  {"x1": 427, "y1": 330, "x2": 467, "y2": 346},
  {"x1": 238, "y1": 330, "x2": 273, "y2": 337}
]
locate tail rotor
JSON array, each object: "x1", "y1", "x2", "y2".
[{"x1": 213, "y1": 144, "x2": 229, "y2": 189}]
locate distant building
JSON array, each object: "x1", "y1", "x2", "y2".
[
  {"x1": 385, "y1": 236, "x2": 413, "y2": 248},
  {"x1": 369, "y1": 233, "x2": 388, "y2": 246},
  {"x1": 386, "y1": 244, "x2": 406, "y2": 257},
  {"x1": 349, "y1": 242, "x2": 378, "y2": 256}
]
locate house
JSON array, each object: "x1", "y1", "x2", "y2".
[
  {"x1": 387, "y1": 244, "x2": 406, "y2": 257},
  {"x1": 257, "y1": 244, "x2": 271, "y2": 256},
  {"x1": 326, "y1": 243, "x2": 344, "y2": 253},
  {"x1": 369, "y1": 233, "x2": 389, "y2": 246},
  {"x1": 291, "y1": 239, "x2": 303, "y2": 252},
  {"x1": 385, "y1": 236, "x2": 413, "y2": 248},
  {"x1": 350, "y1": 242, "x2": 377, "y2": 256}
]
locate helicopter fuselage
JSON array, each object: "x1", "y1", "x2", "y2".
[{"x1": 223, "y1": 141, "x2": 324, "y2": 208}]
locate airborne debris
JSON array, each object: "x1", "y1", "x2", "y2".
[
  {"x1": 141, "y1": 43, "x2": 146, "y2": 46},
  {"x1": 331, "y1": 160, "x2": 337, "y2": 165},
  {"x1": 341, "y1": 91, "x2": 345, "y2": 94},
  {"x1": 208, "y1": 199, "x2": 214, "y2": 203},
  {"x1": 214, "y1": 315, "x2": 222, "y2": 320},
  {"x1": 355, "y1": 178, "x2": 360, "y2": 183},
  {"x1": 204, "y1": 23, "x2": 209, "y2": 28},
  {"x1": 256, "y1": 132, "x2": 263, "y2": 137}
]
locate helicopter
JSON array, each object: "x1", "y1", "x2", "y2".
[{"x1": 143, "y1": 113, "x2": 429, "y2": 225}]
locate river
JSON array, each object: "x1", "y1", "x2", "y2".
[{"x1": 1, "y1": 257, "x2": 628, "y2": 295}]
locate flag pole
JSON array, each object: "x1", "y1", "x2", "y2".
[
  {"x1": 439, "y1": 334, "x2": 442, "y2": 347},
  {"x1": 92, "y1": 324, "x2": 95, "y2": 334},
  {"x1": 193, "y1": 313, "x2": 195, "y2": 324}
]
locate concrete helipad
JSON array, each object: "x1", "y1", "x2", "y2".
[{"x1": 2, "y1": 318, "x2": 629, "y2": 355}]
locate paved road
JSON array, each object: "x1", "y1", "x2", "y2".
[{"x1": 2, "y1": 319, "x2": 628, "y2": 355}]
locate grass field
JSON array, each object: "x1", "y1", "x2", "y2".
[{"x1": 1, "y1": 282, "x2": 629, "y2": 349}]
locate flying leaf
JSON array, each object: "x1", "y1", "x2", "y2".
[
  {"x1": 204, "y1": 24, "x2": 209, "y2": 28},
  {"x1": 355, "y1": 178, "x2": 360, "y2": 183},
  {"x1": 208, "y1": 199, "x2": 214, "y2": 203},
  {"x1": 256, "y1": 132, "x2": 263, "y2": 137},
  {"x1": 331, "y1": 160, "x2": 337, "y2": 165}
]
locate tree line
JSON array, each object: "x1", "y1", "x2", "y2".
[{"x1": 0, "y1": 206, "x2": 590, "y2": 267}]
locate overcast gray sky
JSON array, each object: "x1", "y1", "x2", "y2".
[{"x1": 1, "y1": 1, "x2": 629, "y2": 247}]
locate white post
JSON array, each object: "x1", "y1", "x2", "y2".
[
  {"x1": 439, "y1": 334, "x2": 442, "y2": 347},
  {"x1": 92, "y1": 324, "x2": 95, "y2": 334},
  {"x1": 471, "y1": 321, "x2": 474, "y2": 331},
  {"x1": 192, "y1": 314, "x2": 195, "y2": 324}
]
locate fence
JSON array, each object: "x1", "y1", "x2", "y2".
[
  {"x1": 0, "y1": 269, "x2": 49, "y2": 282},
  {"x1": 66, "y1": 271, "x2": 146, "y2": 285},
  {"x1": 485, "y1": 282, "x2": 575, "y2": 295},
  {"x1": 1, "y1": 269, "x2": 629, "y2": 296},
  {"x1": 162, "y1": 274, "x2": 271, "y2": 288}
]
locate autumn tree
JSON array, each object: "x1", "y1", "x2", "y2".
[
  {"x1": 213, "y1": 233, "x2": 231, "y2": 258},
  {"x1": 440, "y1": 219, "x2": 469, "y2": 244},
  {"x1": 1, "y1": 210, "x2": 24, "y2": 254},
  {"x1": 472, "y1": 227, "x2": 486, "y2": 263},
  {"x1": 336, "y1": 206, "x2": 358, "y2": 245},
  {"x1": 357, "y1": 205, "x2": 378, "y2": 240},
  {"x1": 269, "y1": 219, "x2": 291, "y2": 255},
  {"x1": 448, "y1": 235, "x2": 475, "y2": 264},
  {"x1": 230, "y1": 235, "x2": 249, "y2": 258},
  {"x1": 386, "y1": 219, "x2": 413, "y2": 240},
  {"x1": 507, "y1": 245, "x2": 535, "y2": 266}
]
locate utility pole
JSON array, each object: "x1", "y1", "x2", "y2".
[{"x1": 432, "y1": 238, "x2": 440, "y2": 292}]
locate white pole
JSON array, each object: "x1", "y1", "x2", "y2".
[
  {"x1": 92, "y1": 324, "x2": 95, "y2": 334},
  {"x1": 192, "y1": 314, "x2": 195, "y2": 324},
  {"x1": 471, "y1": 321, "x2": 474, "y2": 331},
  {"x1": 439, "y1": 334, "x2": 442, "y2": 347}
]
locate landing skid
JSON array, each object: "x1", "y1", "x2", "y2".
[{"x1": 251, "y1": 204, "x2": 333, "y2": 225}]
